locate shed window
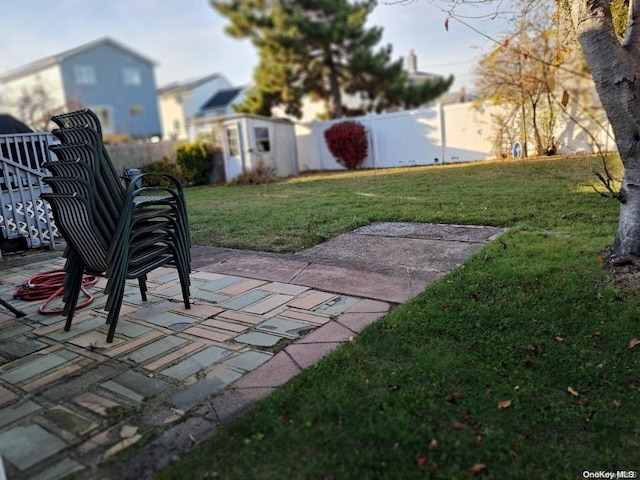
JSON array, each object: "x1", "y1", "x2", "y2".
[
  {"x1": 74, "y1": 65, "x2": 96, "y2": 85},
  {"x1": 254, "y1": 127, "x2": 271, "y2": 152},
  {"x1": 122, "y1": 66, "x2": 142, "y2": 86}
]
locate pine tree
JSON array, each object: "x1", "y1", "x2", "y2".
[{"x1": 211, "y1": 0, "x2": 453, "y2": 119}]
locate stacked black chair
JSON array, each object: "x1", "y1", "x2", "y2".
[{"x1": 40, "y1": 109, "x2": 190, "y2": 342}]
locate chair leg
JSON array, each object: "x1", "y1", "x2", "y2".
[
  {"x1": 105, "y1": 280, "x2": 126, "y2": 343},
  {"x1": 0, "y1": 298, "x2": 26, "y2": 318},
  {"x1": 63, "y1": 262, "x2": 86, "y2": 332},
  {"x1": 138, "y1": 276, "x2": 148, "y2": 302},
  {"x1": 177, "y1": 265, "x2": 191, "y2": 310}
]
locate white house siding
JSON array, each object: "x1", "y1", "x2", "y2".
[
  {"x1": 158, "y1": 76, "x2": 233, "y2": 140},
  {"x1": 1, "y1": 64, "x2": 65, "y2": 119},
  {"x1": 158, "y1": 94, "x2": 187, "y2": 140},
  {"x1": 196, "y1": 114, "x2": 297, "y2": 181}
]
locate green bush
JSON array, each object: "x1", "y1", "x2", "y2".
[
  {"x1": 176, "y1": 142, "x2": 215, "y2": 186},
  {"x1": 141, "y1": 157, "x2": 184, "y2": 187}
]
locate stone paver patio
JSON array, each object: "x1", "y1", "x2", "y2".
[{"x1": 0, "y1": 222, "x2": 504, "y2": 480}]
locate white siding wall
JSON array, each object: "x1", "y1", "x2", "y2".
[
  {"x1": 220, "y1": 116, "x2": 298, "y2": 180},
  {"x1": 1, "y1": 65, "x2": 65, "y2": 121},
  {"x1": 158, "y1": 93, "x2": 187, "y2": 140},
  {"x1": 159, "y1": 77, "x2": 234, "y2": 141}
]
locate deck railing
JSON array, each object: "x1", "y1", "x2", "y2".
[{"x1": 0, "y1": 132, "x2": 58, "y2": 258}]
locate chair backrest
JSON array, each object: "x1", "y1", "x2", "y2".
[
  {"x1": 43, "y1": 176, "x2": 114, "y2": 240},
  {"x1": 50, "y1": 109, "x2": 103, "y2": 137},
  {"x1": 50, "y1": 126, "x2": 122, "y2": 196},
  {"x1": 47, "y1": 143, "x2": 124, "y2": 218},
  {"x1": 39, "y1": 192, "x2": 109, "y2": 272}
]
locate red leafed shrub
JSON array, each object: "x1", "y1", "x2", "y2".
[{"x1": 323, "y1": 121, "x2": 368, "y2": 170}]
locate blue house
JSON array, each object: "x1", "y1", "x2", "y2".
[{"x1": 0, "y1": 37, "x2": 161, "y2": 138}]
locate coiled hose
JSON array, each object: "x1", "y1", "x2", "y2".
[{"x1": 13, "y1": 270, "x2": 98, "y2": 315}]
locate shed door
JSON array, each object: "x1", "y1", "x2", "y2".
[
  {"x1": 251, "y1": 125, "x2": 274, "y2": 170},
  {"x1": 223, "y1": 123, "x2": 245, "y2": 180}
]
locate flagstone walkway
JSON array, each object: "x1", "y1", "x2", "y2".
[{"x1": 0, "y1": 222, "x2": 504, "y2": 480}]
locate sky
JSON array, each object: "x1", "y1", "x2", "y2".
[{"x1": 0, "y1": 0, "x2": 512, "y2": 94}]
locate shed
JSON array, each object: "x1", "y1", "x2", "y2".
[{"x1": 195, "y1": 114, "x2": 298, "y2": 182}]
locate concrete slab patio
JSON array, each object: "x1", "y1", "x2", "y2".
[{"x1": 0, "y1": 222, "x2": 503, "y2": 480}]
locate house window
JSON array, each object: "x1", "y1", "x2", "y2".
[
  {"x1": 254, "y1": 127, "x2": 271, "y2": 152},
  {"x1": 129, "y1": 104, "x2": 144, "y2": 117},
  {"x1": 122, "y1": 66, "x2": 141, "y2": 86},
  {"x1": 74, "y1": 65, "x2": 96, "y2": 85},
  {"x1": 91, "y1": 105, "x2": 114, "y2": 134},
  {"x1": 225, "y1": 126, "x2": 240, "y2": 156}
]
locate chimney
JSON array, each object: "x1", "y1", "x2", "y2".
[{"x1": 405, "y1": 49, "x2": 417, "y2": 74}]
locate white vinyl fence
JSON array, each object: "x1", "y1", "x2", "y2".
[{"x1": 295, "y1": 101, "x2": 615, "y2": 172}]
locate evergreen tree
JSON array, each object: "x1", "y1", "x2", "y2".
[{"x1": 211, "y1": 0, "x2": 453, "y2": 119}]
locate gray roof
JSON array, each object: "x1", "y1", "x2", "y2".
[
  {"x1": 0, "y1": 37, "x2": 157, "y2": 82},
  {"x1": 157, "y1": 73, "x2": 226, "y2": 95}
]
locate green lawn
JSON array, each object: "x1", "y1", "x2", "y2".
[{"x1": 157, "y1": 156, "x2": 640, "y2": 479}]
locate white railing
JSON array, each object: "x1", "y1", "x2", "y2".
[{"x1": 0, "y1": 132, "x2": 58, "y2": 258}]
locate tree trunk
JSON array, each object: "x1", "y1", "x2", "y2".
[
  {"x1": 611, "y1": 167, "x2": 640, "y2": 260},
  {"x1": 569, "y1": 0, "x2": 640, "y2": 261},
  {"x1": 325, "y1": 51, "x2": 344, "y2": 119}
]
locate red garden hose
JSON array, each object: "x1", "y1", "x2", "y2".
[{"x1": 13, "y1": 270, "x2": 99, "y2": 315}]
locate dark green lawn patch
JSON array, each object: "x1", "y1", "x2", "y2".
[{"x1": 156, "y1": 156, "x2": 640, "y2": 479}]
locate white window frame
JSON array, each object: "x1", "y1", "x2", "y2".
[
  {"x1": 122, "y1": 66, "x2": 142, "y2": 86},
  {"x1": 254, "y1": 126, "x2": 271, "y2": 152},
  {"x1": 74, "y1": 65, "x2": 96, "y2": 85}
]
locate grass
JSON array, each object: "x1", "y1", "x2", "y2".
[
  {"x1": 157, "y1": 155, "x2": 640, "y2": 479},
  {"x1": 185, "y1": 156, "x2": 608, "y2": 252}
]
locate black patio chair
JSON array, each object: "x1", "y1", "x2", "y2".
[{"x1": 40, "y1": 109, "x2": 191, "y2": 342}]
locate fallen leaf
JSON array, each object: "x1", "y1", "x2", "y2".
[
  {"x1": 476, "y1": 434, "x2": 484, "y2": 445},
  {"x1": 567, "y1": 386, "x2": 579, "y2": 397},
  {"x1": 469, "y1": 463, "x2": 487, "y2": 475},
  {"x1": 596, "y1": 255, "x2": 605, "y2": 263},
  {"x1": 585, "y1": 331, "x2": 601, "y2": 339},
  {"x1": 417, "y1": 456, "x2": 427, "y2": 469},
  {"x1": 429, "y1": 438, "x2": 438, "y2": 449},
  {"x1": 526, "y1": 344, "x2": 542, "y2": 354},
  {"x1": 561, "y1": 90, "x2": 570, "y2": 107},
  {"x1": 446, "y1": 391, "x2": 464, "y2": 403},
  {"x1": 498, "y1": 399, "x2": 512, "y2": 409},
  {"x1": 612, "y1": 399, "x2": 622, "y2": 408},
  {"x1": 451, "y1": 422, "x2": 467, "y2": 431},
  {"x1": 629, "y1": 338, "x2": 640, "y2": 349},
  {"x1": 555, "y1": 336, "x2": 564, "y2": 343}
]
